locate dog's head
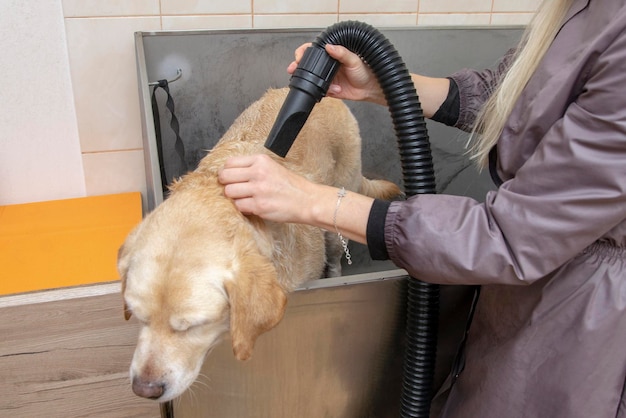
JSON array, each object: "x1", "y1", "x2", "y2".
[{"x1": 118, "y1": 190, "x2": 287, "y2": 401}]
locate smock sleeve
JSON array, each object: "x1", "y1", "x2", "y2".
[
  {"x1": 449, "y1": 48, "x2": 516, "y2": 132},
  {"x1": 380, "y1": 39, "x2": 626, "y2": 286}
]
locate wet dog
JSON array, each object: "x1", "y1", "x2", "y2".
[{"x1": 118, "y1": 88, "x2": 401, "y2": 401}]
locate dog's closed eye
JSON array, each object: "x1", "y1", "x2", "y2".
[
  {"x1": 167, "y1": 293, "x2": 230, "y2": 334},
  {"x1": 170, "y1": 317, "x2": 211, "y2": 332},
  {"x1": 171, "y1": 318, "x2": 193, "y2": 332}
]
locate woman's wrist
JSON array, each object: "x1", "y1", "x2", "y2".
[
  {"x1": 411, "y1": 74, "x2": 451, "y2": 118},
  {"x1": 307, "y1": 185, "x2": 374, "y2": 245},
  {"x1": 307, "y1": 184, "x2": 339, "y2": 229}
]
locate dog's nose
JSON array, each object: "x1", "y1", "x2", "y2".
[{"x1": 132, "y1": 377, "x2": 166, "y2": 399}]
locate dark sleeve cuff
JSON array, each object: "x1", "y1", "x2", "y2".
[
  {"x1": 366, "y1": 199, "x2": 391, "y2": 260},
  {"x1": 430, "y1": 77, "x2": 460, "y2": 126}
]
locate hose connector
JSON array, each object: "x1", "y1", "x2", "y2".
[{"x1": 264, "y1": 44, "x2": 340, "y2": 157}]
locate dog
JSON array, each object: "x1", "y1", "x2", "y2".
[{"x1": 118, "y1": 87, "x2": 401, "y2": 401}]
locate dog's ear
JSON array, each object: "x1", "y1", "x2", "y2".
[
  {"x1": 224, "y1": 255, "x2": 287, "y2": 361},
  {"x1": 117, "y1": 243, "x2": 132, "y2": 321}
]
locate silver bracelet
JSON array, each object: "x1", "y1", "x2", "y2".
[{"x1": 334, "y1": 187, "x2": 352, "y2": 265}]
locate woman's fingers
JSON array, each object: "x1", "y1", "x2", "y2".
[
  {"x1": 218, "y1": 155, "x2": 260, "y2": 184},
  {"x1": 220, "y1": 154, "x2": 256, "y2": 169},
  {"x1": 295, "y1": 43, "x2": 312, "y2": 61},
  {"x1": 219, "y1": 154, "x2": 280, "y2": 199},
  {"x1": 325, "y1": 44, "x2": 359, "y2": 67},
  {"x1": 287, "y1": 43, "x2": 313, "y2": 74},
  {"x1": 230, "y1": 196, "x2": 256, "y2": 214},
  {"x1": 222, "y1": 181, "x2": 251, "y2": 200}
]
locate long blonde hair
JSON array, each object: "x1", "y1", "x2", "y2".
[{"x1": 468, "y1": 0, "x2": 574, "y2": 167}]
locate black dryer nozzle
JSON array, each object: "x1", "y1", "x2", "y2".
[{"x1": 264, "y1": 44, "x2": 340, "y2": 157}]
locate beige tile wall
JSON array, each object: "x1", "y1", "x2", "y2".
[{"x1": 4, "y1": 0, "x2": 540, "y2": 205}]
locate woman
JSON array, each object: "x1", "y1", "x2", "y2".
[{"x1": 218, "y1": 0, "x2": 626, "y2": 416}]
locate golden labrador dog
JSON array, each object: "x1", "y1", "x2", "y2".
[{"x1": 118, "y1": 88, "x2": 401, "y2": 401}]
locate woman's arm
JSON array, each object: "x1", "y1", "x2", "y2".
[{"x1": 218, "y1": 154, "x2": 374, "y2": 245}]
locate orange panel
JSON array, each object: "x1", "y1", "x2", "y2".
[{"x1": 0, "y1": 193, "x2": 142, "y2": 295}]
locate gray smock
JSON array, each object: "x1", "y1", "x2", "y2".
[{"x1": 374, "y1": 0, "x2": 626, "y2": 416}]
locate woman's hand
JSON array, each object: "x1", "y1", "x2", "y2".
[
  {"x1": 218, "y1": 154, "x2": 316, "y2": 224},
  {"x1": 287, "y1": 43, "x2": 385, "y2": 105}
]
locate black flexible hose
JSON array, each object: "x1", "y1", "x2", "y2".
[{"x1": 315, "y1": 21, "x2": 440, "y2": 417}]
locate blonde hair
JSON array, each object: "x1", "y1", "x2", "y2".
[{"x1": 468, "y1": 0, "x2": 574, "y2": 167}]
